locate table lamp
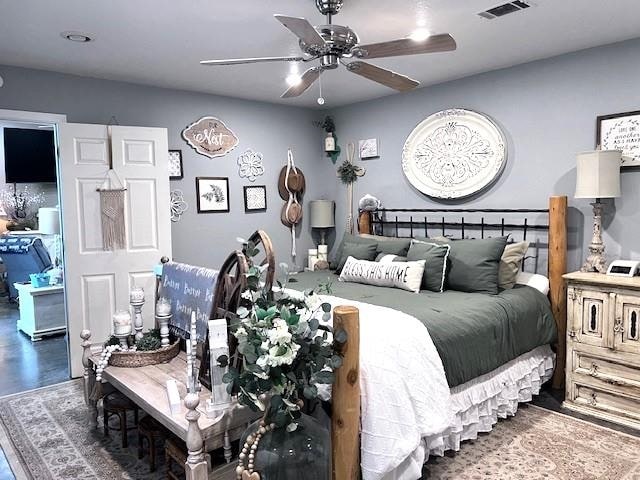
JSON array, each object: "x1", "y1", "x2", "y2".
[
  {"x1": 39, "y1": 206, "x2": 63, "y2": 284},
  {"x1": 309, "y1": 200, "x2": 335, "y2": 247},
  {"x1": 575, "y1": 150, "x2": 621, "y2": 273}
]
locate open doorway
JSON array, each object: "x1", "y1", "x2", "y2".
[{"x1": 0, "y1": 110, "x2": 69, "y2": 396}]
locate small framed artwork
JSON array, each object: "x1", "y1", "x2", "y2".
[
  {"x1": 243, "y1": 185, "x2": 267, "y2": 212},
  {"x1": 168, "y1": 150, "x2": 184, "y2": 179},
  {"x1": 196, "y1": 177, "x2": 229, "y2": 213},
  {"x1": 358, "y1": 138, "x2": 379, "y2": 159},
  {"x1": 596, "y1": 110, "x2": 640, "y2": 168}
]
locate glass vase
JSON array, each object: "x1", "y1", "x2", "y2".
[{"x1": 239, "y1": 413, "x2": 330, "y2": 480}]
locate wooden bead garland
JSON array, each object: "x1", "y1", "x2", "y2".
[{"x1": 235, "y1": 420, "x2": 276, "y2": 480}]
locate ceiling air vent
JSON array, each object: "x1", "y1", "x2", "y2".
[{"x1": 478, "y1": 1, "x2": 533, "y2": 19}]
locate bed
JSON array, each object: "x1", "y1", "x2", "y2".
[
  {"x1": 176, "y1": 196, "x2": 568, "y2": 480},
  {"x1": 315, "y1": 195, "x2": 568, "y2": 480}
]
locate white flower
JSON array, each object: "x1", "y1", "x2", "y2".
[
  {"x1": 268, "y1": 318, "x2": 292, "y2": 345},
  {"x1": 234, "y1": 326, "x2": 247, "y2": 339},
  {"x1": 240, "y1": 290, "x2": 253, "y2": 301},
  {"x1": 257, "y1": 355, "x2": 268, "y2": 369},
  {"x1": 266, "y1": 343, "x2": 300, "y2": 367}
]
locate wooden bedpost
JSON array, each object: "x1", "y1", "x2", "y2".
[
  {"x1": 81, "y1": 329, "x2": 98, "y2": 430},
  {"x1": 184, "y1": 392, "x2": 208, "y2": 480},
  {"x1": 332, "y1": 306, "x2": 360, "y2": 480},
  {"x1": 358, "y1": 211, "x2": 373, "y2": 235},
  {"x1": 549, "y1": 195, "x2": 568, "y2": 389}
]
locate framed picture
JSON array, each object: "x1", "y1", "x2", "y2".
[
  {"x1": 168, "y1": 150, "x2": 184, "y2": 179},
  {"x1": 243, "y1": 185, "x2": 267, "y2": 212},
  {"x1": 196, "y1": 177, "x2": 229, "y2": 213},
  {"x1": 596, "y1": 110, "x2": 640, "y2": 168},
  {"x1": 358, "y1": 138, "x2": 379, "y2": 159}
]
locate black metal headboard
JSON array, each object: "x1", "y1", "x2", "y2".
[{"x1": 367, "y1": 207, "x2": 550, "y2": 273}]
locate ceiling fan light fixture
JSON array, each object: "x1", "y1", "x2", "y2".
[
  {"x1": 409, "y1": 28, "x2": 431, "y2": 42},
  {"x1": 286, "y1": 72, "x2": 303, "y2": 86}
]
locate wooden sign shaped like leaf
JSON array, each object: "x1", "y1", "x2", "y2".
[{"x1": 182, "y1": 116, "x2": 239, "y2": 158}]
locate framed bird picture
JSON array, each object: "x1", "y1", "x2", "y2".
[
  {"x1": 358, "y1": 138, "x2": 379, "y2": 159},
  {"x1": 196, "y1": 177, "x2": 230, "y2": 213}
]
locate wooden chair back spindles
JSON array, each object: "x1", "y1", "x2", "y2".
[{"x1": 199, "y1": 230, "x2": 275, "y2": 390}]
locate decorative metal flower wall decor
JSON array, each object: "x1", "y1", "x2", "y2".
[
  {"x1": 237, "y1": 149, "x2": 265, "y2": 182},
  {"x1": 170, "y1": 190, "x2": 188, "y2": 222}
]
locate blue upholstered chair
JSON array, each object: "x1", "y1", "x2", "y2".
[{"x1": 0, "y1": 236, "x2": 52, "y2": 301}]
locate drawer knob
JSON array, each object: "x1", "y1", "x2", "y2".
[
  {"x1": 588, "y1": 363, "x2": 599, "y2": 377},
  {"x1": 588, "y1": 392, "x2": 598, "y2": 406},
  {"x1": 568, "y1": 330, "x2": 577, "y2": 339}
]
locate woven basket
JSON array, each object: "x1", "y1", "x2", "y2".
[{"x1": 108, "y1": 340, "x2": 180, "y2": 367}]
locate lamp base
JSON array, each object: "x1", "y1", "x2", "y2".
[{"x1": 580, "y1": 201, "x2": 607, "y2": 274}]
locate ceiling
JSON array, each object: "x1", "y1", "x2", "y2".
[{"x1": 1, "y1": 0, "x2": 640, "y2": 108}]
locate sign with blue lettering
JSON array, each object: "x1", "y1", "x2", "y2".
[{"x1": 159, "y1": 262, "x2": 218, "y2": 341}]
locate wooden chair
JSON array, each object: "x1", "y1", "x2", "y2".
[
  {"x1": 137, "y1": 415, "x2": 167, "y2": 472},
  {"x1": 103, "y1": 391, "x2": 139, "y2": 448}
]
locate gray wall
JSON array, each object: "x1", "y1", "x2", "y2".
[
  {"x1": 328, "y1": 38, "x2": 640, "y2": 272},
  {"x1": 0, "y1": 65, "x2": 332, "y2": 269}
]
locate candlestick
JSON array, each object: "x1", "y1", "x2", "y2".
[
  {"x1": 155, "y1": 298, "x2": 172, "y2": 347},
  {"x1": 113, "y1": 310, "x2": 132, "y2": 336},
  {"x1": 130, "y1": 287, "x2": 145, "y2": 341}
]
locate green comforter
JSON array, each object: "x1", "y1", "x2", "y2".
[{"x1": 289, "y1": 270, "x2": 557, "y2": 387}]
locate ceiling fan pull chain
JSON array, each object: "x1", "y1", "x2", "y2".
[{"x1": 317, "y1": 72, "x2": 325, "y2": 105}]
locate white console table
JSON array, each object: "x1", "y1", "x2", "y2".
[{"x1": 14, "y1": 283, "x2": 66, "y2": 341}]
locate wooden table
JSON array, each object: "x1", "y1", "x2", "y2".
[{"x1": 82, "y1": 333, "x2": 259, "y2": 479}]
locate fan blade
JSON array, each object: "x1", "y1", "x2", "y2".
[
  {"x1": 354, "y1": 34, "x2": 456, "y2": 59},
  {"x1": 281, "y1": 67, "x2": 322, "y2": 98},
  {"x1": 274, "y1": 15, "x2": 326, "y2": 48},
  {"x1": 200, "y1": 56, "x2": 305, "y2": 66},
  {"x1": 346, "y1": 61, "x2": 419, "y2": 92}
]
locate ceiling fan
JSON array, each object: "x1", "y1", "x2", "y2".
[{"x1": 200, "y1": 0, "x2": 456, "y2": 99}]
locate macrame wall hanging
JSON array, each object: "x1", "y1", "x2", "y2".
[
  {"x1": 337, "y1": 142, "x2": 366, "y2": 234},
  {"x1": 97, "y1": 127, "x2": 127, "y2": 250}
]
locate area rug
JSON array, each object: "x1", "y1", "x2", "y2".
[
  {"x1": 0, "y1": 380, "x2": 167, "y2": 479},
  {"x1": 2, "y1": 382, "x2": 640, "y2": 480},
  {"x1": 424, "y1": 404, "x2": 640, "y2": 479}
]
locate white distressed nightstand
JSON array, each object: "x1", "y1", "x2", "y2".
[
  {"x1": 563, "y1": 271, "x2": 640, "y2": 429},
  {"x1": 14, "y1": 282, "x2": 66, "y2": 341}
]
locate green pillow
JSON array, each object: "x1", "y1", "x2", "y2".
[
  {"x1": 331, "y1": 234, "x2": 377, "y2": 270},
  {"x1": 336, "y1": 241, "x2": 378, "y2": 272},
  {"x1": 360, "y1": 234, "x2": 411, "y2": 256},
  {"x1": 406, "y1": 240, "x2": 450, "y2": 292},
  {"x1": 433, "y1": 236, "x2": 508, "y2": 295}
]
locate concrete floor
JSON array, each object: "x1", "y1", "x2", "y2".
[{"x1": 0, "y1": 296, "x2": 69, "y2": 480}]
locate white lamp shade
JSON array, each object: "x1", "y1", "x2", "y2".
[
  {"x1": 38, "y1": 207, "x2": 60, "y2": 235},
  {"x1": 575, "y1": 150, "x2": 621, "y2": 199},
  {"x1": 309, "y1": 200, "x2": 335, "y2": 228}
]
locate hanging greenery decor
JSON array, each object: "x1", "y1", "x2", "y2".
[{"x1": 337, "y1": 160, "x2": 361, "y2": 184}]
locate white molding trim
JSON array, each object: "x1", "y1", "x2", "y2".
[{"x1": 0, "y1": 109, "x2": 67, "y2": 124}]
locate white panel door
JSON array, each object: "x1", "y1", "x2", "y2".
[{"x1": 58, "y1": 124, "x2": 172, "y2": 377}]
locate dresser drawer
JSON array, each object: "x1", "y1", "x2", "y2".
[
  {"x1": 571, "y1": 382, "x2": 640, "y2": 423},
  {"x1": 572, "y1": 349, "x2": 640, "y2": 396},
  {"x1": 614, "y1": 293, "x2": 640, "y2": 355}
]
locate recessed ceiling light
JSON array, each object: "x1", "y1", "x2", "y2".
[
  {"x1": 60, "y1": 31, "x2": 94, "y2": 43},
  {"x1": 286, "y1": 73, "x2": 302, "y2": 87},
  {"x1": 409, "y1": 28, "x2": 431, "y2": 42}
]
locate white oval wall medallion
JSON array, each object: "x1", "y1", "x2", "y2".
[{"x1": 402, "y1": 109, "x2": 507, "y2": 199}]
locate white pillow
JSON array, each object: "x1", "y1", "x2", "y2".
[
  {"x1": 515, "y1": 271, "x2": 550, "y2": 295},
  {"x1": 339, "y1": 256, "x2": 426, "y2": 293}
]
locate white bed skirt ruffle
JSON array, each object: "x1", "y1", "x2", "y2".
[
  {"x1": 427, "y1": 344, "x2": 555, "y2": 455},
  {"x1": 383, "y1": 345, "x2": 555, "y2": 480}
]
